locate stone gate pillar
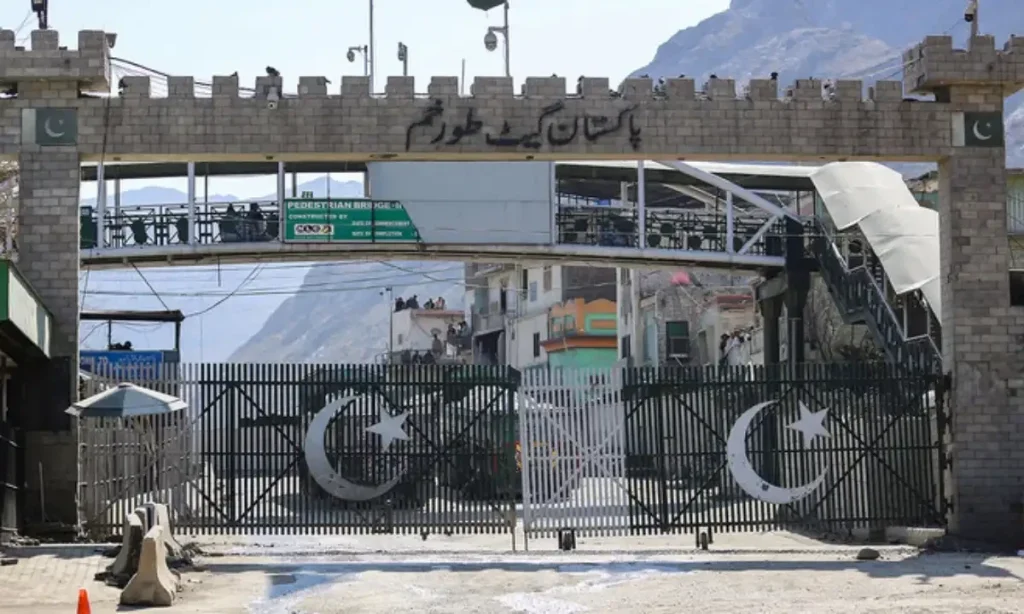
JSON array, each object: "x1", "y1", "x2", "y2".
[
  {"x1": 0, "y1": 29, "x2": 110, "y2": 526},
  {"x1": 905, "y1": 35, "x2": 1024, "y2": 544}
]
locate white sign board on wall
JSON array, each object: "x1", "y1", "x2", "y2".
[{"x1": 367, "y1": 162, "x2": 554, "y2": 245}]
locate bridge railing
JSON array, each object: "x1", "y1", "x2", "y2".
[
  {"x1": 555, "y1": 205, "x2": 786, "y2": 255},
  {"x1": 80, "y1": 200, "x2": 281, "y2": 249}
]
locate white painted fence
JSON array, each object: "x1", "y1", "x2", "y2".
[{"x1": 518, "y1": 367, "x2": 633, "y2": 537}]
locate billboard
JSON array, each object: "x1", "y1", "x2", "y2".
[
  {"x1": 282, "y1": 198, "x2": 420, "y2": 243},
  {"x1": 367, "y1": 162, "x2": 554, "y2": 245}
]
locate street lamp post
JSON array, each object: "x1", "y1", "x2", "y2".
[
  {"x1": 472, "y1": 0, "x2": 510, "y2": 78},
  {"x1": 347, "y1": 45, "x2": 369, "y2": 77},
  {"x1": 368, "y1": 0, "x2": 375, "y2": 92},
  {"x1": 397, "y1": 42, "x2": 409, "y2": 77}
]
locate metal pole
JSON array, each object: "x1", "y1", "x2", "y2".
[
  {"x1": 95, "y1": 163, "x2": 106, "y2": 248},
  {"x1": 403, "y1": 56, "x2": 408, "y2": 77},
  {"x1": 364, "y1": 47, "x2": 370, "y2": 78},
  {"x1": 186, "y1": 162, "x2": 196, "y2": 245},
  {"x1": 368, "y1": 0, "x2": 375, "y2": 91},
  {"x1": 386, "y1": 286, "x2": 394, "y2": 357},
  {"x1": 725, "y1": 191, "x2": 734, "y2": 253},
  {"x1": 637, "y1": 160, "x2": 646, "y2": 249},
  {"x1": 113, "y1": 178, "x2": 121, "y2": 248},
  {"x1": 970, "y1": 0, "x2": 979, "y2": 38},
  {"x1": 503, "y1": 1, "x2": 511, "y2": 78}
]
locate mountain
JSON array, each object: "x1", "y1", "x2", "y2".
[
  {"x1": 78, "y1": 178, "x2": 365, "y2": 362},
  {"x1": 226, "y1": 262, "x2": 464, "y2": 364},
  {"x1": 631, "y1": 0, "x2": 1024, "y2": 166}
]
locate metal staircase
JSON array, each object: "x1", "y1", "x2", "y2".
[{"x1": 810, "y1": 222, "x2": 941, "y2": 373}]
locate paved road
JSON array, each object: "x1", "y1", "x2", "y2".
[{"x1": 3, "y1": 534, "x2": 1022, "y2": 613}]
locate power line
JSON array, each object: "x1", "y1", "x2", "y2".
[{"x1": 130, "y1": 262, "x2": 171, "y2": 311}]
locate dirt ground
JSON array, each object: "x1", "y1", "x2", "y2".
[{"x1": 2, "y1": 532, "x2": 1022, "y2": 613}]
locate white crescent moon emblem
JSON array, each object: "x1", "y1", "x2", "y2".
[
  {"x1": 726, "y1": 400, "x2": 828, "y2": 505},
  {"x1": 303, "y1": 394, "x2": 405, "y2": 501},
  {"x1": 43, "y1": 117, "x2": 65, "y2": 139},
  {"x1": 972, "y1": 120, "x2": 993, "y2": 141}
]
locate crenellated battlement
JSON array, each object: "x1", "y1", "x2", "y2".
[
  {"x1": 6, "y1": 31, "x2": 1024, "y2": 162},
  {"x1": 0, "y1": 29, "x2": 110, "y2": 91},
  {"x1": 903, "y1": 34, "x2": 1024, "y2": 94},
  {"x1": 114, "y1": 73, "x2": 908, "y2": 103}
]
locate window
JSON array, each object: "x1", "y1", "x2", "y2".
[
  {"x1": 666, "y1": 321, "x2": 690, "y2": 358},
  {"x1": 532, "y1": 332, "x2": 541, "y2": 357},
  {"x1": 397, "y1": 333, "x2": 404, "y2": 345},
  {"x1": 529, "y1": 281, "x2": 538, "y2": 302},
  {"x1": 1011, "y1": 271, "x2": 1024, "y2": 306},
  {"x1": 543, "y1": 266, "x2": 553, "y2": 292},
  {"x1": 521, "y1": 269, "x2": 529, "y2": 295},
  {"x1": 621, "y1": 335, "x2": 631, "y2": 358},
  {"x1": 564, "y1": 315, "x2": 576, "y2": 332}
]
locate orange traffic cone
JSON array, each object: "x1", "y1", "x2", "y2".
[{"x1": 76, "y1": 588, "x2": 91, "y2": 614}]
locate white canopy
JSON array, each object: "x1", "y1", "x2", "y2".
[{"x1": 811, "y1": 162, "x2": 942, "y2": 321}]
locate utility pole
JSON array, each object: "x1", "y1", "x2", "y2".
[
  {"x1": 30, "y1": 0, "x2": 49, "y2": 30},
  {"x1": 381, "y1": 286, "x2": 394, "y2": 359},
  {"x1": 966, "y1": 0, "x2": 979, "y2": 38}
]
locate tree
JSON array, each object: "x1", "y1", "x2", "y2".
[{"x1": 0, "y1": 161, "x2": 16, "y2": 257}]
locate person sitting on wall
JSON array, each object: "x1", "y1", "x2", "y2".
[
  {"x1": 406, "y1": 295, "x2": 419, "y2": 309},
  {"x1": 265, "y1": 211, "x2": 280, "y2": 240},
  {"x1": 220, "y1": 204, "x2": 242, "y2": 242},
  {"x1": 424, "y1": 298, "x2": 435, "y2": 310},
  {"x1": 395, "y1": 297, "x2": 405, "y2": 311},
  {"x1": 130, "y1": 218, "x2": 149, "y2": 245},
  {"x1": 243, "y1": 202, "x2": 265, "y2": 241},
  {"x1": 436, "y1": 297, "x2": 446, "y2": 310},
  {"x1": 175, "y1": 215, "x2": 190, "y2": 244}
]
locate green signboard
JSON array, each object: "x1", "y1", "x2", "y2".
[{"x1": 282, "y1": 198, "x2": 420, "y2": 243}]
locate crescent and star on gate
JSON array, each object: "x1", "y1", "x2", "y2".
[{"x1": 302, "y1": 391, "x2": 833, "y2": 506}]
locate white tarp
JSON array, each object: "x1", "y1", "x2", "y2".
[
  {"x1": 811, "y1": 162, "x2": 922, "y2": 229},
  {"x1": 811, "y1": 162, "x2": 942, "y2": 321}
]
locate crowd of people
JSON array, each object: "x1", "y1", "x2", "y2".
[{"x1": 394, "y1": 295, "x2": 449, "y2": 311}]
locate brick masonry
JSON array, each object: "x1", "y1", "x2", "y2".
[{"x1": 0, "y1": 29, "x2": 1023, "y2": 542}]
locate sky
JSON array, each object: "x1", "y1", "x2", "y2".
[{"x1": 5, "y1": 0, "x2": 730, "y2": 197}]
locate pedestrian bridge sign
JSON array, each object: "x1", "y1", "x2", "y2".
[{"x1": 282, "y1": 198, "x2": 420, "y2": 243}]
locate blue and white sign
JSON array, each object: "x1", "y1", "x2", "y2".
[{"x1": 80, "y1": 350, "x2": 165, "y2": 378}]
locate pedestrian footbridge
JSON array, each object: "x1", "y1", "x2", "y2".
[
  {"x1": 79, "y1": 160, "x2": 815, "y2": 271},
  {"x1": 76, "y1": 159, "x2": 942, "y2": 371}
]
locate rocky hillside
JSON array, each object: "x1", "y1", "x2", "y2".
[
  {"x1": 632, "y1": 0, "x2": 1024, "y2": 166},
  {"x1": 227, "y1": 262, "x2": 464, "y2": 364}
]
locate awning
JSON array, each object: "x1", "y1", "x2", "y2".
[{"x1": 811, "y1": 162, "x2": 942, "y2": 321}]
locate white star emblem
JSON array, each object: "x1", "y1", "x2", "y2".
[
  {"x1": 786, "y1": 402, "x2": 831, "y2": 447},
  {"x1": 364, "y1": 408, "x2": 410, "y2": 451}
]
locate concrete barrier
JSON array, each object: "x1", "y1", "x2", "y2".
[
  {"x1": 99, "y1": 513, "x2": 144, "y2": 586},
  {"x1": 119, "y1": 525, "x2": 180, "y2": 607}
]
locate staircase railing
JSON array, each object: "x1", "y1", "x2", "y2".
[{"x1": 811, "y1": 226, "x2": 940, "y2": 373}]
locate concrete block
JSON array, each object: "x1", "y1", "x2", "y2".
[
  {"x1": 298, "y1": 76, "x2": 329, "y2": 97},
  {"x1": 145, "y1": 501, "x2": 183, "y2": 558},
  {"x1": 427, "y1": 77, "x2": 459, "y2": 97},
  {"x1": 102, "y1": 513, "x2": 144, "y2": 584},
  {"x1": 577, "y1": 77, "x2": 610, "y2": 98},
  {"x1": 384, "y1": 76, "x2": 414, "y2": 98},
  {"x1": 619, "y1": 77, "x2": 653, "y2": 99},
  {"x1": 119, "y1": 526, "x2": 179, "y2": 607},
  {"x1": 470, "y1": 76, "x2": 513, "y2": 97}
]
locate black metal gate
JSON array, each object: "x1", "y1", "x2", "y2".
[
  {"x1": 158, "y1": 363, "x2": 521, "y2": 535},
  {"x1": 622, "y1": 363, "x2": 946, "y2": 535}
]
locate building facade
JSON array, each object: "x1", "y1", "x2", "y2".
[{"x1": 465, "y1": 263, "x2": 617, "y2": 371}]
